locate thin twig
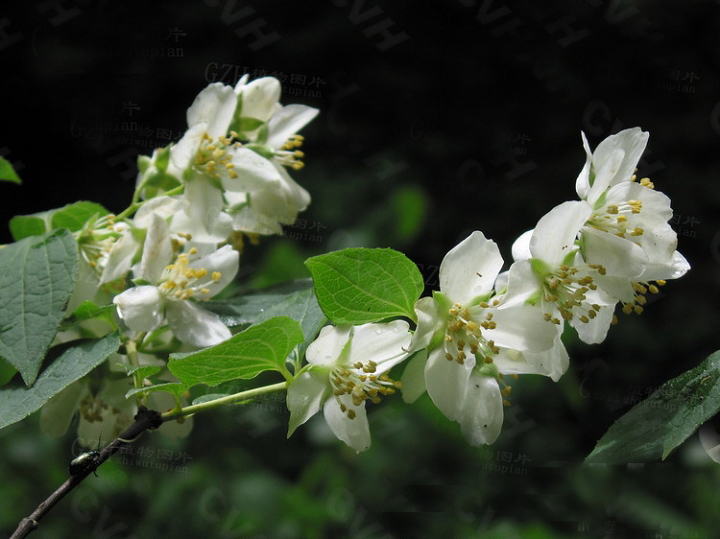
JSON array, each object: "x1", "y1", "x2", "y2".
[{"x1": 10, "y1": 406, "x2": 163, "y2": 539}]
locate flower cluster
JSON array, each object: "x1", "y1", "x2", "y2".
[
  {"x1": 45, "y1": 76, "x2": 319, "y2": 439},
  {"x1": 285, "y1": 127, "x2": 689, "y2": 451}
]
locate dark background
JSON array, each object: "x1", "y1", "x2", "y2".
[{"x1": 2, "y1": 1, "x2": 720, "y2": 537}]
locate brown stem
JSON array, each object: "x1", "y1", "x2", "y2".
[{"x1": 10, "y1": 406, "x2": 163, "y2": 539}]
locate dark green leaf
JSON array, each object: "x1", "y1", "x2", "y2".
[
  {"x1": 0, "y1": 332, "x2": 120, "y2": 430},
  {"x1": 586, "y1": 350, "x2": 720, "y2": 463},
  {"x1": 0, "y1": 229, "x2": 79, "y2": 386}
]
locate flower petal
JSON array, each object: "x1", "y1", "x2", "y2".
[
  {"x1": 266, "y1": 104, "x2": 319, "y2": 150},
  {"x1": 236, "y1": 77, "x2": 282, "y2": 123},
  {"x1": 410, "y1": 296, "x2": 444, "y2": 352},
  {"x1": 530, "y1": 201, "x2": 591, "y2": 264},
  {"x1": 137, "y1": 214, "x2": 173, "y2": 283},
  {"x1": 188, "y1": 245, "x2": 240, "y2": 297},
  {"x1": 286, "y1": 369, "x2": 328, "y2": 436},
  {"x1": 344, "y1": 320, "x2": 412, "y2": 371},
  {"x1": 440, "y1": 231, "x2": 503, "y2": 305},
  {"x1": 580, "y1": 226, "x2": 647, "y2": 278},
  {"x1": 480, "y1": 303, "x2": 555, "y2": 353},
  {"x1": 459, "y1": 373, "x2": 504, "y2": 446},
  {"x1": 323, "y1": 395, "x2": 371, "y2": 452},
  {"x1": 113, "y1": 286, "x2": 164, "y2": 332},
  {"x1": 400, "y1": 349, "x2": 428, "y2": 404},
  {"x1": 305, "y1": 325, "x2": 353, "y2": 367},
  {"x1": 511, "y1": 229, "x2": 533, "y2": 262},
  {"x1": 425, "y1": 347, "x2": 470, "y2": 421},
  {"x1": 186, "y1": 82, "x2": 237, "y2": 137},
  {"x1": 165, "y1": 300, "x2": 231, "y2": 347}
]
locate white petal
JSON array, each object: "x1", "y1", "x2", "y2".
[
  {"x1": 521, "y1": 329, "x2": 569, "y2": 381},
  {"x1": 503, "y1": 260, "x2": 541, "y2": 308},
  {"x1": 459, "y1": 373, "x2": 504, "y2": 446},
  {"x1": 530, "y1": 201, "x2": 591, "y2": 264},
  {"x1": 237, "y1": 77, "x2": 282, "y2": 123},
  {"x1": 344, "y1": 320, "x2": 412, "y2": 371},
  {"x1": 273, "y1": 161, "x2": 311, "y2": 213},
  {"x1": 266, "y1": 104, "x2": 319, "y2": 150},
  {"x1": 481, "y1": 303, "x2": 555, "y2": 353},
  {"x1": 190, "y1": 245, "x2": 239, "y2": 296},
  {"x1": 186, "y1": 82, "x2": 237, "y2": 137},
  {"x1": 100, "y1": 229, "x2": 140, "y2": 284},
  {"x1": 411, "y1": 296, "x2": 444, "y2": 352},
  {"x1": 286, "y1": 370, "x2": 328, "y2": 436},
  {"x1": 170, "y1": 124, "x2": 206, "y2": 172},
  {"x1": 400, "y1": 349, "x2": 428, "y2": 404},
  {"x1": 323, "y1": 395, "x2": 370, "y2": 452},
  {"x1": 592, "y1": 127, "x2": 648, "y2": 190},
  {"x1": 511, "y1": 229, "x2": 533, "y2": 261},
  {"x1": 113, "y1": 286, "x2": 164, "y2": 332},
  {"x1": 170, "y1": 180, "x2": 233, "y2": 250},
  {"x1": 223, "y1": 147, "x2": 283, "y2": 192},
  {"x1": 570, "y1": 303, "x2": 615, "y2": 344},
  {"x1": 138, "y1": 214, "x2": 173, "y2": 283},
  {"x1": 425, "y1": 348, "x2": 470, "y2": 421},
  {"x1": 134, "y1": 196, "x2": 186, "y2": 228},
  {"x1": 165, "y1": 301, "x2": 231, "y2": 347},
  {"x1": 575, "y1": 131, "x2": 594, "y2": 201},
  {"x1": 305, "y1": 325, "x2": 353, "y2": 367},
  {"x1": 440, "y1": 231, "x2": 503, "y2": 305},
  {"x1": 580, "y1": 226, "x2": 647, "y2": 278}
]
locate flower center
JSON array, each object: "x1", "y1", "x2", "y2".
[
  {"x1": 540, "y1": 264, "x2": 604, "y2": 324},
  {"x1": 194, "y1": 132, "x2": 242, "y2": 180},
  {"x1": 587, "y1": 199, "x2": 645, "y2": 239},
  {"x1": 157, "y1": 248, "x2": 220, "y2": 301},
  {"x1": 443, "y1": 303, "x2": 499, "y2": 366},
  {"x1": 275, "y1": 134, "x2": 306, "y2": 170},
  {"x1": 76, "y1": 214, "x2": 121, "y2": 273},
  {"x1": 329, "y1": 360, "x2": 401, "y2": 419}
]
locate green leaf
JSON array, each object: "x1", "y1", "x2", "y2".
[
  {"x1": 51, "y1": 201, "x2": 109, "y2": 232},
  {"x1": 9, "y1": 215, "x2": 47, "y2": 241},
  {"x1": 0, "y1": 332, "x2": 120, "y2": 430},
  {"x1": 205, "y1": 279, "x2": 327, "y2": 360},
  {"x1": 168, "y1": 317, "x2": 304, "y2": 387},
  {"x1": 586, "y1": 350, "x2": 720, "y2": 463},
  {"x1": 305, "y1": 247, "x2": 424, "y2": 324},
  {"x1": 0, "y1": 229, "x2": 79, "y2": 386},
  {"x1": 0, "y1": 156, "x2": 22, "y2": 184}
]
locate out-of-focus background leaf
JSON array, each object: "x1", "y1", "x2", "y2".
[{"x1": 2, "y1": 0, "x2": 720, "y2": 537}]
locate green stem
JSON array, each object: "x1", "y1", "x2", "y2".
[{"x1": 160, "y1": 381, "x2": 288, "y2": 422}]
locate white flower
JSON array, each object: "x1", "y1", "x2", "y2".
[
  {"x1": 402, "y1": 231, "x2": 556, "y2": 446},
  {"x1": 113, "y1": 215, "x2": 238, "y2": 347},
  {"x1": 575, "y1": 128, "x2": 690, "y2": 282},
  {"x1": 225, "y1": 76, "x2": 319, "y2": 234},
  {"x1": 506, "y1": 201, "x2": 621, "y2": 345},
  {"x1": 286, "y1": 321, "x2": 412, "y2": 452}
]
